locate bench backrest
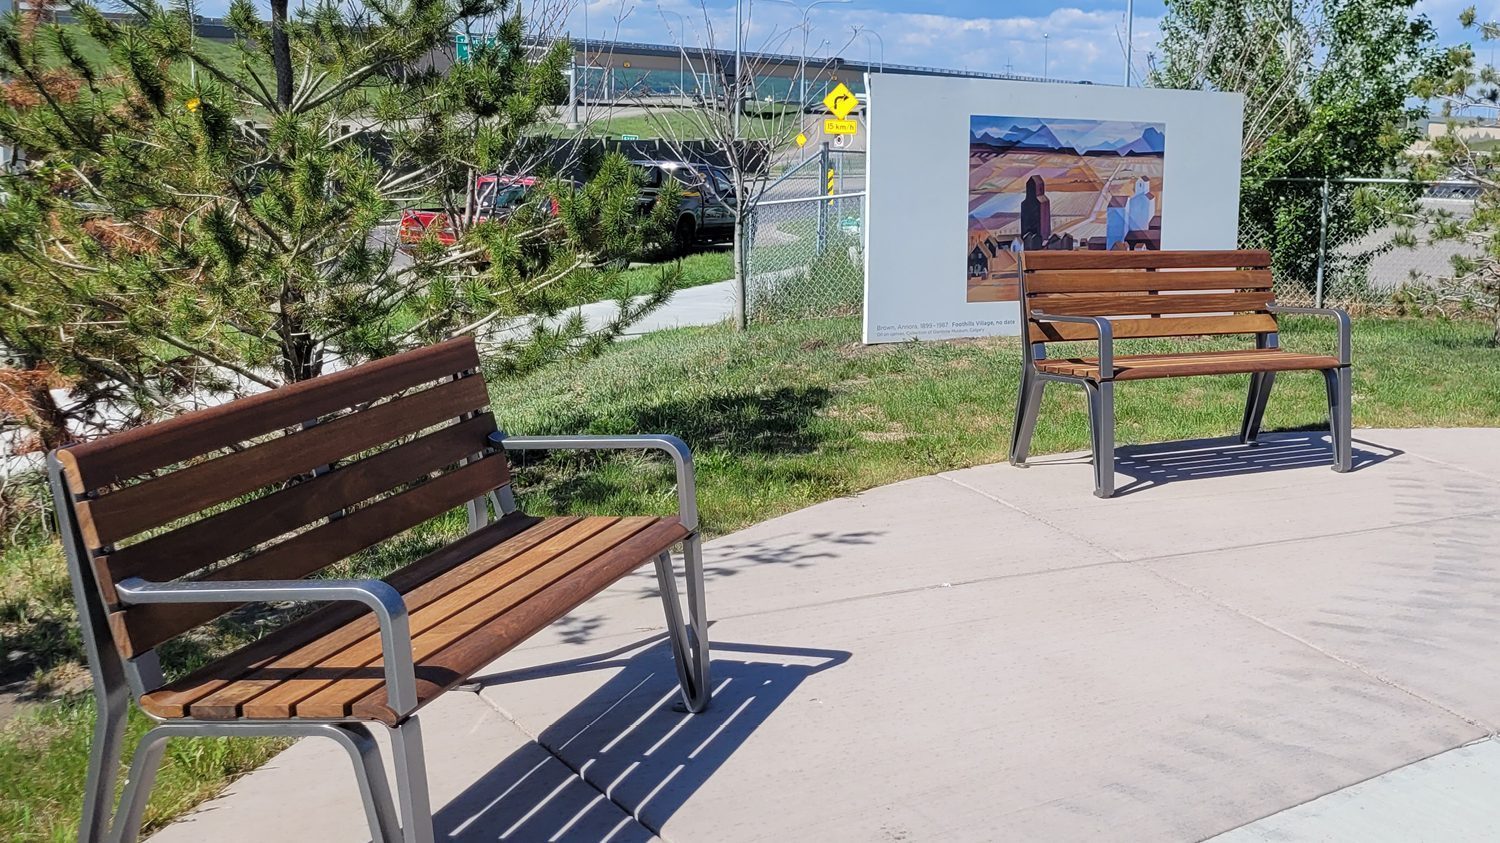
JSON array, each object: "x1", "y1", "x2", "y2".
[
  {"x1": 1017, "y1": 249, "x2": 1277, "y2": 345},
  {"x1": 51, "y1": 337, "x2": 507, "y2": 659}
]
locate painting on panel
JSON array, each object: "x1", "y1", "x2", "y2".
[{"x1": 967, "y1": 115, "x2": 1166, "y2": 302}]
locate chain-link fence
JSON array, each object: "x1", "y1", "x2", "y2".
[
  {"x1": 743, "y1": 191, "x2": 866, "y2": 322},
  {"x1": 741, "y1": 173, "x2": 1485, "y2": 323},
  {"x1": 1239, "y1": 178, "x2": 1478, "y2": 309}
]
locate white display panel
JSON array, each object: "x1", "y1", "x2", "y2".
[{"x1": 862, "y1": 75, "x2": 1245, "y2": 343}]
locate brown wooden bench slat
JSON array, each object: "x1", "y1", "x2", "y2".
[
  {"x1": 1012, "y1": 248, "x2": 1353, "y2": 498},
  {"x1": 1025, "y1": 269, "x2": 1273, "y2": 294},
  {"x1": 138, "y1": 511, "x2": 548, "y2": 719},
  {"x1": 294, "y1": 517, "x2": 664, "y2": 720},
  {"x1": 98, "y1": 413, "x2": 501, "y2": 605},
  {"x1": 352, "y1": 517, "x2": 691, "y2": 722},
  {"x1": 112, "y1": 455, "x2": 510, "y2": 657},
  {"x1": 74, "y1": 375, "x2": 491, "y2": 550},
  {"x1": 1027, "y1": 313, "x2": 1278, "y2": 343},
  {"x1": 1035, "y1": 350, "x2": 1342, "y2": 381},
  {"x1": 56, "y1": 337, "x2": 480, "y2": 494},
  {"x1": 181, "y1": 515, "x2": 580, "y2": 720},
  {"x1": 1029, "y1": 291, "x2": 1273, "y2": 317},
  {"x1": 55, "y1": 335, "x2": 712, "y2": 838},
  {"x1": 1020, "y1": 249, "x2": 1271, "y2": 271},
  {"x1": 226, "y1": 517, "x2": 615, "y2": 720}
]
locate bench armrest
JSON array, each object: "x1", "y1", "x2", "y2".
[
  {"x1": 1266, "y1": 305, "x2": 1351, "y2": 365},
  {"x1": 1030, "y1": 311, "x2": 1114, "y2": 377},
  {"x1": 489, "y1": 432, "x2": 699, "y2": 531},
  {"x1": 114, "y1": 577, "x2": 419, "y2": 715}
]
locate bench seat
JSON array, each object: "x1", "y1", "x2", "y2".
[
  {"x1": 140, "y1": 513, "x2": 689, "y2": 726},
  {"x1": 52, "y1": 337, "x2": 712, "y2": 842},
  {"x1": 1035, "y1": 348, "x2": 1342, "y2": 382},
  {"x1": 1011, "y1": 250, "x2": 1354, "y2": 497}
]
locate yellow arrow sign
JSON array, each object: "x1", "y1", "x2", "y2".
[
  {"x1": 795, "y1": 132, "x2": 808, "y2": 148},
  {"x1": 823, "y1": 83, "x2": 858, "y2": 119}
]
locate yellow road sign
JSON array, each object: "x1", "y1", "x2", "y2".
[
  {"x1": 823, "y1": 83, "x2": 858, "y2": 119},
  {"x1": 795, "y1": 132, "x2": 808, "y2": 148},
  {"x1": 824, "y1": 118, "x2": 857, "y2": 135}
]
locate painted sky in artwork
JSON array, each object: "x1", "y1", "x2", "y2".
[{"x1": 969, "y1": 116, "x2": 1167, "y2": 155}]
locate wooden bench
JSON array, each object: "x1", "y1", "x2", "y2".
[
  {"x1": 46, "y1": 337, "x2": 710, "y2": 843},
  {"x1": 1008, "y1": 249, "x2": 1352, "y2": 498}
]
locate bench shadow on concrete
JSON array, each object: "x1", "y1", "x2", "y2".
[
  {"x1": 437, "y1": 639, "x2": 850, "y2": 841},
  {"x1": 1027, "y1": 431, "x2": 1401, "y2": 497}
]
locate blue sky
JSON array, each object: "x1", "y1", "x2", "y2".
[
  {"x1": 557, "y1": 0, "x2": 1490, "y2": 84},
  {"x1": 196, "y1": 0, "x2": 1493, "y2": 85}
]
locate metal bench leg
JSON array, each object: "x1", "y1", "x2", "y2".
[
  {"x1": 338, "y1": 724, "x2": 404, "y2": 843},
  {"x1": 390, "y1": 717, "x2": 436, "y2": 843},
  {"x1": 1323, "y1": 367, "x2": 1353, "y2": 472},
  {"x1": 1085, "y1": 381, "x2": 1116, "y2": 498},
  {"x1": 105, "y1": 727, "x2": 169, "y2": 843},
  {"x1": 1009, "y1": 367, "x2": 1045, "y2": 466},
  {"x1": 78, "y1": 682, "x2": 129, "y2": 843},
  {"x1": 103, "y1": 722, "x2": 402, "y2": 843},
  {"x1": 1239, "y1": 371, "x2": 1276, "y2": 445},
  {"x1": 655, "y1": 535, "x2": 712, "y2": 713}
]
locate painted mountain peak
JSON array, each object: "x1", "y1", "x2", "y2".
[{"x1": 971, "y1": 116, "x2": 1165, "y2": 157}]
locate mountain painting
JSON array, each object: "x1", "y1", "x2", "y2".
[{"x1": 967, "y1": 114, "x2": 1166, "y2": 302}]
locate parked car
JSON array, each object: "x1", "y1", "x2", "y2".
[
  {"x1": 630, "y1": 159, "x2": 736, "y2": 250},
  {"x1": 397, "y1": 175, "x2": 557, "y2": 249}
]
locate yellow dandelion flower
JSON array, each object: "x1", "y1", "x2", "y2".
[{"x1": 186, "y1": 97, "x2": 201, "y2": 112}]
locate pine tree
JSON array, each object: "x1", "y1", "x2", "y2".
[{"x1": 0, "y1": 0, "x2": 678, "y2": 443}]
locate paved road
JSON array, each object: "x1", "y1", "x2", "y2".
[{"x1": 149, "y1": 428, "x2": 1500, "y2": 842}]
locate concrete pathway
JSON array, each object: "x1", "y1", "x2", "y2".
[
  {"x1": 616, "y1": 279, "x2": 734, "y2": 336},
  {"x1": 149, "y1": 428, "x2": 1500, "y2": 842}
]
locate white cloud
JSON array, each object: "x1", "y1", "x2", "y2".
[{"x1": 561, "y1": 3, "x2": 1161, "y2": 83}]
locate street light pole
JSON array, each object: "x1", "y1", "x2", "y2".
[
  {"x1": 851, "y1": 25, "x2": 884, "y2": 73},
  {"x1": 1124, "y1": 0, "x2": 1134, "y2": 86},
  {"x1": 660, "y1": 9, "x2": 690, "y2": 97},
  {"x1": 582, "y1": 0, "x2": 590, "y2": 121},
  {"x1": 1043, "y1": 33, "x2": 1050, "y2": 79},
  {"x1": 733, "y1": 0, "x2": 741, "y2": 140},
  {"x1": 769, "y1": 0, "x2": 851, "y2": 107}
]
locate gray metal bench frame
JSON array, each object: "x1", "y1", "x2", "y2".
[
  {"x1": 50, "y1": 432, "x2": 710, "y2": 843},
  {"x1": 1008, "y1": 261, "x2": 1353, "y2": 498}
]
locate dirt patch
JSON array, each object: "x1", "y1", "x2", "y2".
[{"x1": 0, "y1": 662, "x2": 89, "y2": 729}]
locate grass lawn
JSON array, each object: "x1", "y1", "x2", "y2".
[
  {"x1": 606, "y1": 249, "x2": 733, "y2": 300},
  {"x1": 556, "y1": 110, "x2": 795, "y2": 142},
  {"x1": 491, "y1": 315, "x2": 1500, "y2": 532},
  {"x1": 47, "y1": 24, "x2": 271, "y2": 89},
  {"x1": 3, "y1": 315, "x2": 1498, "y2": 839}
]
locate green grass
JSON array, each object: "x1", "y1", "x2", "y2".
[
  {"x1": 606, "y1": 250, "x2": 733, "y2": 300},
  {"x1": 552, "y1": 110, "x2": 795, "y2": 142},
  {"x1": 489, "y1": 315, "x2": 1500, "y2": 534},
  {"x1": 0, "y1": 701, "x2": 283, "y2": 842},
  {"x1": 44, "y1": 24, "x2": 272, "y2": 89},
  {"x1": 3, "y1": 314, "x2": 1499, "y2": 839}
]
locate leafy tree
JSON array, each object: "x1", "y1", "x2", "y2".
[
  {"x1": 0, "y1": 0, "x2": 678, "y2": 445},
  {"x1": 1151, "y1": 0, "x2": 1441, "y2": 297},
  {"x1": 635, "y1": 3, "x2": 849, "y2": 327},
  {"x1": 1408, "y1": 7, "x2": 1500, "y2": 344}
]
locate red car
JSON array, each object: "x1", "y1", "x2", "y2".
[{"x1": 397, "y1": 176, "x2": 557, "y2": 248}]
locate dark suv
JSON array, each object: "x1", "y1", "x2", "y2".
[{"x1": 631, "y1": 159, "x2": 736, "y2": 250}]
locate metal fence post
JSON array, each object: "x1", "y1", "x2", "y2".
[
  {"x1": 1314, "y1": 176, "x2": 1330, "y2": 308},
  {"x1": 817, "y1": 142, "x2": 829, "y2": 256}
]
